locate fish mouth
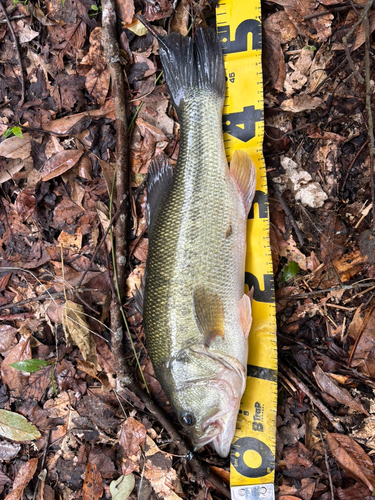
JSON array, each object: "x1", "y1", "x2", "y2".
[{"x1": 191, "y1": 413, "x2": 237, "y2": 458}]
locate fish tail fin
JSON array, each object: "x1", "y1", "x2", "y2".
[{"x1": 158, "y1": 27, "x2": 225, "y2": 112}]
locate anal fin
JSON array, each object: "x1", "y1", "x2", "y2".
[
  {"x1": 229, "y1": 150, "x2": 256, "y2": 215},
  {"x1": 146, "y1": 155, "x2": 174, "y2": 227}
]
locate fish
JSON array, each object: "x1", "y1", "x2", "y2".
[{"x1": 143, "y1": 26, "x2": 256, "y2": 458}]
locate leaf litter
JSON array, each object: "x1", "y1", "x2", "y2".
[{"x1": 0, "y1": 0, "x2": 374, "y2": 498}]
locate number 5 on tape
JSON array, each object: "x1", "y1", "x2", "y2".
[{"x1": 216, "y1": 1, "x2": 278, "y2": 499}]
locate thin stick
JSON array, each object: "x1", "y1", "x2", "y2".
[
  {"x1": 364, "y1": 11, "x2": 375, "y2": 231},
  {"x1": 342, "y1": 0, "x2": 373, "y2": 85},
  {"x1": 273, "y1": 185, "x2": 304, "y2": 247},
  {"x1": 0, "y1": 0, "x2": 25, "y2": 106},
  {"x1": 280, "y1": 364, "x2": 344, "y2": 433},
  {"x1": 341, "y1": 139, "x2": 369, "y2": 192},
  {"x1": 0, "y1": 14, "x2": 26, "y2": 24},
  {"x1": 76, "y1": 199, "x2": 125, "y2": 289},
  {"x1": 319, "y1": 429, "x2": 335, "y2": 500},
  {"x1": 102, "y1": 0, "x2": 130, "y2": 304}
]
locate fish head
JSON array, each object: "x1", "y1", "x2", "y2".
[{"x1": 164, "y1": 346, "x2": 246, "y2": 457}]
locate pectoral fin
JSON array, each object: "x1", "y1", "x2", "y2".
[
  {"x1": 193, "y1": 286, "x2": 225, "y2": 346},
  {"x1": 239, "y1": 293, "x2": 252, "y2": 339},
  {"x1": 229, "y1": 150, "x2": 256, "y2": 215}
]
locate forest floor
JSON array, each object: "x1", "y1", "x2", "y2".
[{"x1": 0, "y1": 0, "x2": 375, "y2": 499}]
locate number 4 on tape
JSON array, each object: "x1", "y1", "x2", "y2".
[{"x1": 216, "y1": 1, "x2": 278, "y2": 499}]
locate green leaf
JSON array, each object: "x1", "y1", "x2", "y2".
[
  {"x1": 12, "y1": 126, "x2": 23, "y2": 138},
  {"x1": 10, "y1": 359, "x2": 51, "y2": 373},
  {"x1": 110, "y1": 474, "x2": 135, "y2": 500},
  {"x1": 91, "y1": 4, "x2": 98, "y2": 9},
  {"x1": 0, "y1": 410, "x2": 41, "y2": 441},
  {"x1": 51, "y1": 365, "x2": 58, "y2": 396},
  {"x1": 282, "y1": 261, "x2": 300, "y2": 282},
  {"x1": 3, "y1": 128, "x2": 12, "y2": 138}
]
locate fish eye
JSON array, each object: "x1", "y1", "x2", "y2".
[{"x1": 181, "y1": 412, "x2": 196, "y2": 427}]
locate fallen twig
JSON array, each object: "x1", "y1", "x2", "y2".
[
  {"x1": 319, "y1": 429, "x2": 335, "y2": 500},
  {"x1": 280, "y1": 363, "x2": 344, "y2": 433},
  {"x1": 101, "y1": 0, "x2": 130, "y2": 304},
  {"x1": 0, "y1": 0, "x2": 25, "y2": 106},
  {"x1": 342, "y1": 0, "x2": 373, "y2": 85},
  {"x1": 272, "y1": 185, "x2": 305, "y2": 247},
  {"x1": 340, "y1": 138, "x2": 369, "y2": 192},
  {"x1": 364, "y1": 11, "x2": 375, "y2": 232}
]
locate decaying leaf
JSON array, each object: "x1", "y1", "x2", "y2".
[
  {"x1": 144, "y1": 436, "x2": 181, "y2": 500},
  {"x1": 1, "y1": 336, "x2": 32, "y2": 397},
  {"x1": 327, "y1": 433, "x2": 375, "y2": 490},
  {"x1": 118, "y1": 417, "x2": 146, "y2": 475},
  {"x1": 4, "y1": 458, "x2": 38, "y2": 500},
  {"x1": 82, "y1": 462, "x2": 103, "y2": 500},
  {"x1": 62, "y1": 300, "x2": 100, "y2": 369},
  {"x1": 109, "y1": 474, "x2": 135, "y2": 500},
  {"x1": 40, "y1": 149, "x2": 84, "y2": 181},
  {"x1": 0, "y1": 135, "x2": 32, "y2": 160},
  {"x1": 314, "y1": 365, "x2": 369, "y2": 416},
  {"x1": 170, "y1": 0, "x2": 189, "y2": 35},
  {"x1": 0, "y1": 411, "x2": 41, "y2": 442},
  {"x1": 115, "y1": 0, "x2": 135, "y2": 24}
]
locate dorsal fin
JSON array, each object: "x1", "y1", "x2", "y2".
[
  {"x1": 146, "y1": 156, "x2": 174, "y2": 227},
  {"x1": 193, "y1": 286, "x2": 225, "y2": 347},
  {"x1": 229, "y1": 150, "x2": 257, "y2": 215}
]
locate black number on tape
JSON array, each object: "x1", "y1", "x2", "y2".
[
  {"x1": 223, "y1": 106, "x2": 263, "y2": 143},
  {"x1": 231, "y1": 437, "x2": 275, "y2": 478},
  {"x1": 245, "y1": 273, "x2": 274, "y2": 303},
  {"x1": 218, "y1": 20, "x2": 262, "y2": 54},
  {"x1": 249, "y1": 190, "x2": 268, "y2": 219}
]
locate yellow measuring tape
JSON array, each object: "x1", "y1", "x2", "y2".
[{"x1": 216, "y1": 2, "x2": 278, "y2": 498}]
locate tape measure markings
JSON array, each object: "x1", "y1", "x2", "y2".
[{"x1": 216, "y1": 0, "x2": 278, "y2": 494}]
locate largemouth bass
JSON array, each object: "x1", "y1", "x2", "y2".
[{"x1": 144, "y1": 26, "x2": 256, "y2": 458}]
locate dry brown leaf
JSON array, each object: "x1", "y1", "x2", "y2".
[
  {"x1": 136, "y1": 118, "x2": 167, "y2": 142},
  {"x1": 44, "y1": 99, "x2": 115, "y2": 134},
  {"x1": 40, "y1": 149, "x2": 84, "y2": 181},
  {"x1": 4, "y1": 458, "x2": 38, "y2": 500},
  {"x1": 353, "y1": 10, "x2": 375, "y2": 50},
  {"x1": 144, "y1": 436, "x2": 180, "y2": 500},
  {"x1": 57, "y1": 231, "x2": 83, "y2": 250},
  {"x1": 119, "y1": 417, "x2": 146, "y2": 475},
  {"x1": 280, "y1": 95, "x2": 323, "y2": 112},
  {"x1": 170, "y1": 0, "x2": 189, "y2": 35},
  {"x1": 309, "y1": 44, "x2": 334, "y2": 93},
  {"x1": 0, "y1": 135, "x2": 32, "y2": 160},
  {"x1": 15, "y1": 20, "x2": 39, "y2": 43},
  {"x1": 0, "y1": 326, "x2": 17, "y2": 354},
  {"x1": 85, "y1": 68, "x2": 110, "y2": 106},
  {"x1": 314, "y1": 365, "x2": 369, "y2": 416},
  {"x1": 327, "y1": 433, "x2": 374, "y2": 490},
  {"x1": 81, "y1": 27, "x2": 106, "y2": 70},
  {"x1": 1, "y1": 336, "x2": 32, "y2": 398},
  {"x1": 130, "y1": 237, "x2": 148, "y2": 263},
  {"x1": 116, "y1": 0, "x2": 134, "y2": 23},
  {"x1": 62, "y1": 300, "x2": 100, "y2": 369},
  {"x1": 82, "y1": 462, "x2": 103, "y2": 500},
  {"x1": 126, "y1": 263, "x2": 145, "y2": 298},
  {"x1": 263, "y1": 28, "x2": 286, "y2": 91},
  {"x1": 144, "y1": 0, "x2": 172, "y2": 21},
  {"x1": 22, "y1": 366, "x2": 52, "y2": 400},
  {"x1": 264, "y1": 11, "x2": 298, "y2": 43}
]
